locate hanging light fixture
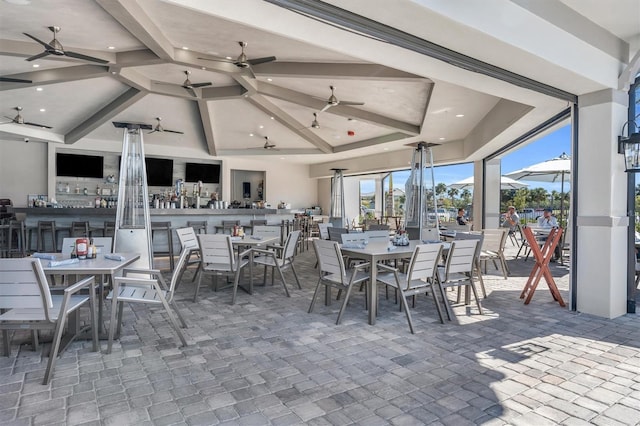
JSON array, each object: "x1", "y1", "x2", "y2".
[{"x1": 618, "y1": 121, "x2": 640, "y2": 172}]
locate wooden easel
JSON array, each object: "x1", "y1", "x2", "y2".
[{"x1": 520, "y1": 226, "x2": 565, "y2": 306}]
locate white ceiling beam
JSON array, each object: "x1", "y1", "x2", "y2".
[
  {"x1": 0, "y1": 38, "x2": 115, "y2": 63},
  {"x1": 248, "y1": 95, "x2": 334, "y2": 153},
  {"x1": 257, "y1": 81, "x2": 420, "y2": 135},
  {"x1": 217, "y1": 148, "x2": 323, "y2": 156},
  {"x1": 0, "y1": 124, "x2": 65, "y2": 144},
  {"x1": 200, "y1": 85, "x2": 248, "y2": 100},
  {"x1": 96, "y1": 0, "x2": 175, "y2": 61},
  {"x1": 0, "y1": 65, "x2": 111, "y2": 92},
  {"x1": 332, "y1": 132, "x2": 413, "y2": 153},
  {"x1": 114, "y1": 49, "x2": 165, "y2": 68},
  {"x1": 197, "y1": 100, "x2": 217, "y2": 156},
  {"x1": 65, "y1": 88, "x2": 146, "y2": 144},
  {"x1": 619, "y1": 49, "x2": 640, "y2": 91},
  {"x1": 253, "y1": 62, "x2": 426, "y2": 81}
]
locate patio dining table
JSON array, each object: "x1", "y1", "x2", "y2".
[{"x1": 340, "y1": 240, "x2": 449, "y2": 325}]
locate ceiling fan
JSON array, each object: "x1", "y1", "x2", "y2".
[
  {"x1": 247, "y1": 136, "x2": 278, "y2": 150},
  {"x1": 311, "y1": 112, "x2": 320, "y2": 129},
  {"x1": 22, "y1": 26, "x2": 108, "y2": 64},
  {"x1": 319, "y1": 85, "x2": 364, "y2": 112},
  {"x1": 148, "y1": 117, "x2": 184, "y2": 134},
  {"x1": 0, "y1": 76, "x2": 32, "y2": 84},
  {"x1": 199, "y1": 41, "x2": 276, "y2": 68},
  {"x1": 155, "y1": 70, "x2": 212, "y2": 97},
  {"x1": 1, "y1": 107, "x2": 52, "y2": 129}
]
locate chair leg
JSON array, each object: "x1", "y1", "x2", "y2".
[
  {"x1": 116, "y1": 301, "x2": 124, "y2": 338},
  {"x1": 437, "y1": 281, "x2": 453, "y2": 322},
  {"x1": 88, "y1": 285, "x2": 98, "y2": 353},
  {"x1": 276, "y1": 266, "x2": 290, "y2": 297},
  {"x1": 171, "y1": 301, "x2": 188, "y2": 328},
  {"x1": 194, "y1": 272, "x2": 204, "y2": 303},
  {"x1": 398, "y1": 290, "x2": 415, "y2": 334},
  {"x1": 469, "y1": 281, "x2": 483, "y2": 315},
  {"x1": 2, "y1": 329, "x2": 10, "y2": 356},
  {"x1": 231, "y1": 269, "x2": 241, "y2": 305},
  {"x1": 158, "y1": 295, "x2": 188, "y2": 347},
  {"x1": 31, "y1": 330, "x2": 39, "y2": 352},
  {"x1": 308, "y1": 279, "x2": 323, "y2": 313},
  {"x1": 475, "y1": 261, "x2": 487, "y2": 299},
  {"x1": 43, "y1": 312, "x2": 67, "y2": 385},
  {"x1": 499, "y1": 255, "x2": 509, "y2": 279},
  {"x1": 290, "y1": 264, "x2": 302, "y2": 289},
  {"x1": 430, "y1": 284, "x2": 445, "y2": 324},
  {"x1": 107, "y1": 296, "x2": 119, "y2": 354},
  {"x1": 336, "y1": 284, "x2": 355, "y2": 325}
]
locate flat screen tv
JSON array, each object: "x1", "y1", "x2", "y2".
[
  {"x1": 145, "y1": 157, "x2": 174, "y2": 186},
  {"x1": 56, "y1": 153, "x2": 104, "y2": 178},
  {"x1": 185, "y1": 162, "x2": 220, "y2": 184}
]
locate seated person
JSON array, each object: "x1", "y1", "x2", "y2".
[
  {"x1": 501, "y1": 206, "x2": 520, "y2": 232},
  {"x1": 456, "y1": 208, "x2": 468, "y2": 225},
  {"x1": 537, "y1": 208, "x2": 558, "y2": 228}
]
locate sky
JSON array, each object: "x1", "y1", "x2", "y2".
[{"x1": 360, "y1": 124, "x2": 571, "y2": 194}]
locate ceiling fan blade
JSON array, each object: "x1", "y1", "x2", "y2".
[
  {"x1": 197, "y1": 57, "x2": 232, "y2": 63},
  {"x1": 164, "y1": 129, "x2": 184, "y2": 134},
  {"x1": 247, "y1": 56, "x2": 276, "y2": 66},
  {"x1": 25, "y1": 51, "x2": 50, "y2": 62},
  {"x1": 0, "y1": 77, "x2": 32, "y2": 83},
  {"x1": 64, "y1": 50, "x2": 108, "y2": 64},
  {"x1": 24, "y1": 121, "x2": 52, "y2": 129},
  {"x1": 185, "y1": 87, "x2": 197, "y2": 97},
  {"x1": 22, "y1": 32, "x2": 53, "y2": 49},
  {"x1": 320, "y1": 104, "x2": 333, "y2": 113},
  {"x1": 147, "y1": 129, "x2": 158, "y2": 134},
  {"x1": 191, "y1": 82, "x2": 212, "y2": 88},
  {"x1": 339, "y1": 101, "x2": 365, "y2": 106}
]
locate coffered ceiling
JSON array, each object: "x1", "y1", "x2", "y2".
[{"x1": 0, "y1": 0, "x2": 637, "y2": 166}]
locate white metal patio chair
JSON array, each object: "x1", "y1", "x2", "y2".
[
  {"x1": 479, "y1": 228, "x2": 509, "y2": 279},
  {"x1": 106, "y1": 249, "x2": 190, "y2": 353},
  {"x1": 309, "y1": 239, "x2": 370, "y2": 325},
  {"x1": 252, "y1": 230, "x2": 301, "y2": 291},
  {"x1": 175, "y1": 227, "x2": 201, "y2": 284},
  {"x1": 0, "y1": 258, "x2": 98, "y2": 384},
  {"x1": 437, "y1": 239, "x2": 483, "y2": 320},
  {"x1": 376, "y1": 243, "x2": 446, "y2": 333}
]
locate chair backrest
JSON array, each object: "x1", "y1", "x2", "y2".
[
  {"x1": 363, "y1": 230, "x2": 389, "y2": 241},
  {"x1": 62, "y1": 237, "x2": 113, "y2": 255},
  {"x1": 166, "y1": 249, "x2": 191, "y2": 301},
  {"x1": 480, "y1": 228, "x2": 507, "y2": 252},
  {"x1": 405, "y1": 244, "x2": 443, "y2": 289},
  {"x1": 70, "y1": 221, "x2": 89, "y2": 237},
  {"x1": 187, "y1": 221, "x2": 207, "y2": 234},
  {"x1": 422, "y1": 227, "x2": 440, "y2": 242},
  {"x1": 318, "y1": 223, "x2": 333, "y2": 240},
  {"x1": 0, "y1": 258, "x2": 53, "y2": 320},
  {"x1": 341, "y1": 233, "x2": 369, "y2": 245},
  {"x1": 454, "y1": 231, "x2": 484, "y2": 264},
  {"x1": 198, "y1": 234, "x2": 236, "y2": 271},
  {"x1": 283, "y1": 230, "x2": 301, "y2": 260},
  {"x1": 328, "y1": 227, "x2": 348, "y2": 242},
  {"x1": 61, "y1": 237, "x2": 76, "y2": 255},
  {"x1": 444, "y1": 239, "x2": 478, "y2": 276},
  {"x1": 252, "y1": 225, "x2": 280, "y2": 238},
  {"x1": 104, "y1": 221, "x2": 116, "y2": 238},
  {"x1": 250, "y1": 219, "x2": 268, "y2": 227},
  {"x1": 313, "y1": 239, "x2": 347, "y2": 282},
  {"x1": 368, "y1": 224, "x2": 389, "y2": 231},
  {"x1": 176, "y1": 227, "x2": 199, "y2": 250}
]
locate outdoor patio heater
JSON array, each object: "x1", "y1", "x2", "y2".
[
  {"x1": 404, "y1": 142, "x2": 439, "y2": 238},
  {"x1": 329, "y1": 168, "x2": 347, "y2": 228},
  {"x1": 112, "y1": 122, "x2": 153, "y2": 269}
]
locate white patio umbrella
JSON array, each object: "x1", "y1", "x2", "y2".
[
  {"x1": 504, "y1": 152, "x2": 571, "y2": 221},
  {"x1": 447, "y1": 175, "x2": 529, "y2": 190}
]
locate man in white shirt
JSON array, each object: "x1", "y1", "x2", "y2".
[{"x1": 537, "y1": 208, "x2": 558, "y2": 228}]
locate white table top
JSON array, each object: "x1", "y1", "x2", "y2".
[
  {"x1": 39, "y1": 252, "x2": 140, "y2": 274},
  {"x1": 230, "y1": 235, "x2": 280, "y2": 247}
]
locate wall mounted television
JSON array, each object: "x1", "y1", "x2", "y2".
[
  {"x1": 145, "y1": 157, "x2": 174, "y2": 186},
  {"x1": 56, "y1": 153, "x2": 104, "y2": 178},
  {"x1": 185, "y1": 162, "x2": 220, "y2": 184}
]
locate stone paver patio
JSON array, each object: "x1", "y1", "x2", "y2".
[{"x1": 1, "y1": 240, "x2": 639, "y2": 425}]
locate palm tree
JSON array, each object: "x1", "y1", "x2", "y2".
[
  {"x1": 529, "y1": 187, "x2": 549, "y2": 208},
  {"x1": 447, "y1": 187, "x2": 459, "y2": 205},
  {"x1": 460, "y1": 189, "x2": 472, "y2": 205}
]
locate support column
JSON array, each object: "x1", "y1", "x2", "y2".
[
  {"x1": 484, "y1": 159, "x2": 502, "y2": 229},
  {"x1": 576, "y1": 89, "x2": 629, "y2": 318}
]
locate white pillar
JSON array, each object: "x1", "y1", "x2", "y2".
[
  {"x1": 484, "y1": 159, "x2": 502, "y2": 229},
  {"x1": 576, "y1": 89, "x2": 629, "y2": 318}
]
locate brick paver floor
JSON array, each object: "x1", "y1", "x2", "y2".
[{"x1": 1, "y1": 238, "x2": 639, "y2": 425}]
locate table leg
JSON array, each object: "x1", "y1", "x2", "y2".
[{"x1": 368, "y1": 258, "x2": 377, "y2": 325}]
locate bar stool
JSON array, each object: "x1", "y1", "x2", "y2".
[
  {"x1": 7, "y1": 219, "x2": 27, "y2": 257},
  {"x1": 70, "y1": 221, "x2": 90, "y2": 237},
  {"x1": 220, "y1": 220, "x2": 239, "y2": 234},
  {"x1": 104, "y1": 221, "x2": 116, "y2": 238},
  {"x1": 151, "y1": 221, "x2": 175, "y2": 270},
  {"x1": 37, "y1": 221, "x2": 57, "y2": 252},
  {"x1": 187, "y1": 221, "x2": 207, "y2": 234}
]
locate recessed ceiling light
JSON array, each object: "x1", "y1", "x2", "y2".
[
  {"x1": 111, "y1": 71, "x2": 117, "y2": 75},
  {"x1": 333, "y1": 135, "x2": 341, "y2": 139},
  {"x1": 35, "y1": 87, "x2": 43, "y2": 91},
  {"x1": 39, "y1": 108, "x2": 45, "y2": 112},
  {"x1": 270, "y1": 116, "x2": 274, "y2": 120},
  {"x1": 267, "y1": 78, "x2": 272, "y2": 82},
  {"x1": 249, "y1": 133, "x2": 254, "y2": 137},
  {"x1": 107, "y1": 46, "x2": 115, "y2": 50},
  {"x1": 225, "y1": 56, "x2": 233, "y2": 60},
  {"x1": 455, "y1": 114, "x2": 464, "y2": 118},
  {"x1": 181, "y1": 46, "x2": 189, "y2": 50},
  {"x1": 280, "y1": 157, "x2": 285, "y2": 160},
  {"x1": 32, "y1": 64, "x2": 39, "y2": 68},
  {"x1": 201, "y1": 67, "x2": 206, "y2": 70},
  {"x1": 439, "y1": 137, "x2": 445, "y2": 140},
  {"x1": 383, "y1": 147, "x2": 389, "y2": 151},
  {"x1": 259, "y1": 125, "x2": 264, "y2": 129},
  {"x1": 347, "y1": 118, "x2": 357, "y2": 122}
]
